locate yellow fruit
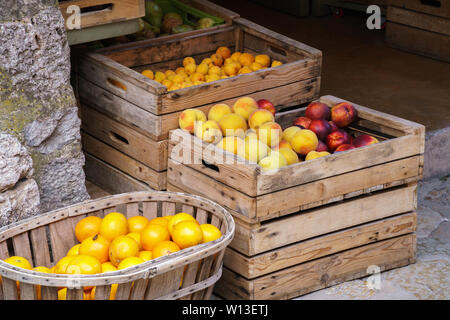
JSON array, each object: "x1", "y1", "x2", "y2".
[
  {"x1": 282, "y1": 126, "x2": 302, "y2": 143},
  {"x1": 250, "y1": 62, "x2": 263, "y2": 72},
  {"x1": 127, "y1": 215, "x2": 149, "y2": 233},
  {"x1": 216, "y1": 46, "x2": 231, "y2": 59},
  {"x1": 109, "y1": 235, "x2": 140, "y2": 267},
  {"x1": 278, "y1": 147, "x2": 300, "y2": 165},
  {"x1": 4, "y1": 256, "x2": 32, "y2": 270},
  {"x1": 255, "y1": 54, "x2": 271, "y2": 67},
  {"x1": 141, "y1": 69, "x2": 154, "y2": 80},
  {"x1": 58, "y1": 288, "x2": 67, "y2": 300},
  {"x1": 79, "y1": 234, "x2": 110, "y2": 263},
  {"x1": 208, "y1": 65, "x2": 222, "y2": 76},
  {"x1": 230, "y1": 52, "x2": 241, "y2": 62},
  {"x1": 65, "y1": 255, "x2": 102, "y2": 275},
  {"x1": 54, "y1": 256, "x2": 76, "y2": 274},
  {"x1": 165, "y1": 70, "x2": 176, "y2": 77},
  {"x1": 239, "y1": 53, "x2": 255, "y2": 67},
  {"x1": 154, "y1": 71, "x2": 166, "y2": 83},
  {"x1": 183, "y1": 57, "x2": 196, "y2": 67},
  {"x1": 217, "y1": 136, "x2": 244, "y2": 155},
  {"x1": 101, "y1": 262, "x2": 117, "y2": 273},
  {"x1": 194, "y1": 120, "x2": 223, "y2": 143},
  {"x1": 66, "y1": 243, "x2": 81, "y2": 256},
  {"x1": 196, "y1": 63, "x2": 209, "y2": 75},
  {"x1": 152, "y1": 241, "x2": 180, "y2": 259},
  {"x1": 218, "y1": 113, "x2": 248, "y2": 137},
  {"x1": 117, "y1": 256, "x2": 145, "y2": 270},
  {"x1": 167, "y1": 212, "x2": 197, "y2": 235},
  {"x1": 148, "y1": 217, "x2": 169, "y2": 229},
  {"x1": 211, "y1": 53, "x2": 224, "y2": 67},
  {"x1": 207, "y1": 103, "x2": 231, "y2": 122},
  {"x1": 184, "y1": 63, "x2": 197, "y2": 75},
  {"x1": 141, "y1": 223, "x2": 170, "y2": 251},
  {"x1": 171, "y1": 220, "x2": 203, "y2": 249},
  {"x1": 271, "y1": 60, "x2": 283, "y2": 67},
  {"x1": 237, "y1": 135, "x2": 270, "y2": 163},
  {"x1": 238, "y1": 66, "x2": 253, "y2": 74},
  {"x1": 75, "y1": 216, "x2": 102, "y2": 243},
  {"x1": 126, "y1": 232, "x2": 142, "y2": 250},
  {"x1": 223, "y1": 62, "x2": 240, "y2": 76},
  {"x1": 162, "y1": 79, "x2": 173, "y2": 88},
  {"x1": 175, "y1": 67, "x2": 185, "y2": 74},
  {"x1": 138, "y1": 251, "x2": 153, "y2": 261},
  {"x1": 190, "y1": 72, "x2": 205, "y2": 82},
  {"x1": 172, "y1": 74, "x2": 185, "y2": 85},
  {"x1": 258, "y1": 151, "x2": 288, "y2": 171},
  {"x1": 99, "y1": 212, "x2": 128, "y2": 242},
  {"x1": 200, "y1": 224, "x2": 222, "y2": 243}
]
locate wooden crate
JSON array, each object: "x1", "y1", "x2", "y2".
[
  {"x1": 59, "y1": 0, "x2": 145, "y2": 30},
  {"x1": 0, "y1": 190, "x2": 235, "y2": 300},
  {"x1": 166, "y1": 95, "x2": 423, "y2": 299},
  {"x1": 389, "y1": 0, "x2": 450, "y2": 19},
  {"x1": 386, "y1": 6, "x2": 450, "y2": 62}
]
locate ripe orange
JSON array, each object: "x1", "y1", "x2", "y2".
[
  {"x1": 126, "y1": 232, "x2": 142, "y2": 250},
  {"x1": 238, "y1": 53, "x2": 255, "y2": 67},
  {"x1": 99, "y1": 212, "x2": 128, "y2": 242},
  {"x1": 4, "y1": 256, "x2": 32, "y2": 270},
  {"x1": 200, "y1": 224, "x2": 222, "y2": 243},
  {"x1": 141, "y1": 69, "x2": 154, "y2": 80},
  {"x1": 171, "y1": 220, "x2": 203, "y2": 249},
  {"x1": 211, "y1": 53, "x2": 224, "y2": 67},
  {"x1": 54, "y1": 256, "x2": 76, "y2": 274},
  {"x1": 127, "y1": 215, "x2": 149, "y2": 233},
  {"x1": 140, "y1": 223, "x2": 170, "y2": 251},
  {"x1": 152, "y1": 241, "x2": 180, "y2": 259},
  {"x1": 183, "y1": 57, "x2": 196, "y2": 67},
  {"x1": 79, "y1": 234, "x2": 110, "y2": 263},
  {"x1": 255, "y1": 54, "x2": 271, "y2": 68},
  {"x1": 271, "y1": 60, "x2": 283, "y2": 67},
  {"x1": 168, "y1": 212, "x2": 197, "y2": 235},
  {"x1": 75, "y1": 216, "x2": 102, "y2": 243},
  {"x1": 148, "y1": 217, "x2": 169, "y2": 229},
  {"x1": 117, "y1": 256, "x2": 145, "y2": 270},
  {"x1": 58, "y1": 287, "x2": 67, "y2": 300},
  {"x1": 109, "y1": 235, "x2": 140, "y2": 267},
  {"x1": 216, "y1": 46, "x2": 231, "y2": 59},
  {"x1": 230, "y1": 52, "x2": 242, "y2": 62},
  {"x1": 101, "y1": 262, "x2": 117, "y2": 273},
  {"x1": 65, "y1": 255, "x2": 102, "y2": 275},
  {"x1": 66, "y1": 243, "x2": 81, "y2": 256},
  {"x1": 138, "y1": 251, "x2": 153, "y2": 261}
]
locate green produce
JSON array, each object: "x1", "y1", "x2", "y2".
[
  {"x1": 197, "y1": 17, "x2": 214, "y2": 29},
  {"x1": 172, "y1": 24, "x2": 194, "y2": 34},
  {"x1": 145, "y1": 0, "x2": 163, "y2": 28},
  {"x1": 162, "y1": 12, "x2": 183, "y2": 33}
]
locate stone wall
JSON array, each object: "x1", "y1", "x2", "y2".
[{"x1": 0, "y1": 0, "x2": 89, "y2": 214}]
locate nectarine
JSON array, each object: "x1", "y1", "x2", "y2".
[
  {"x1": 218, "y1": 113, "x2": 248, "y2": 137},
  {"x1": 233, "y1": 97, "x2": 258, "y2": 120},
  {"x1": 352, "y1": 134, "x2": 379, "y2": 148},
  {"x1": 291, "y1": 129, "x2": 319, "y2": 156},
  {"x1": 325, "y1": 129, "x2": 351, "y2": 152},
  {"x1": 308, "y1": 119, "x2": 332, "y2": 141},
  {"x1": 208, "y1": 104, "x2": 231, "y2": 122},
  {"x1": 179, "y1": 109, "x2": 207, "y2": 134},
  {"x1": 248, "y1": 109, "x2": 275, "y2": 130},
  {"x1": 257, "y1": 121, "x2": 282, "y2": 148},
  {"x1": 330, "y1": 102, "x2": 358, "y2": 127},
  {"x1": 305, "y1": 102, "x2": 331, "y2": 120}
]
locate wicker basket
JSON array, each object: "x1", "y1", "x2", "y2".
[{"x1": 0, "y1": 191, "x2": 235, "y2": 300}]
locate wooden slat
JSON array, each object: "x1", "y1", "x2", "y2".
[
  {"x1": 40, "y1": 285, "x2": 58, "y2": 300},
  {"x1": 145, "y1": 268, "x2": 184, "y2": 299},
  {"x1": 142, "y1": 202, "x2": 158, "y2": 220},
  {"x1": 114, "y1": 282, "x2": 133, "y2": 300},
  {"x1": 129, "y1": 278, "x2": 149, "y2": 300},
  {"x1": 126, "y1": 203, "x2": 140, "y2": 218},
  {"x1": 12, "y1": 232, "x2": 33, "y2": 266},
  {"x1": 93, "y1": 285, "x2": 112, "y2": 300},
  {"x1": 1, "y1": 277, "x2": 18, "y2": 300},
  {"x1": 66, "y1": 288, "x2": 84, "y2": 300},
  {"x1": 179, "y1": 262, "x2": 200, "y2": 300},
  {"x1": 389, "y1": 0, "x2": 450, "y2": 18},
  {"x1": 192, "y1": 255, "x2": 215, "y2": 299},
  {"x1": 29, "y1": 226, "x2": 52, "y2": 267},
  {"x1": 161, "y1": 202, "x2": 176, "y2": 217},
  {"x1": 49, "y1": 218, "x2": 78, "y2": 262},
  {"x1": 224, "y1": 212, "x2": 416, "y2": 278},
  {"x1": 0, "y1": 241, "x2": 9, "y2": 260},
  {"x1": 19, "y1": 282, "x2": 36, "y2": 300}
]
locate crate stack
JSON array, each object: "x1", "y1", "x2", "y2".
[
  {"x1": 386, "y1": 0, "x2": 450, "y2": 63},
  {"x1": 77, "y1": 16, "x2": 322, "y2": 194},
  {"x1": 167, "y1": 95, "x2": 425, "y2": 299}
]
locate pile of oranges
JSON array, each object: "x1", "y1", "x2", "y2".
[
  {"x1": 140, "y1": 45, "x2": 283, "y2": 91},
  {"x1": 1, "y1": 211, "x2": 222, "y2": 300}
]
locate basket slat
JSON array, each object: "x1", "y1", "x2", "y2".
[
  {"x1": 129, "y1": 278, "x2": 149, "y2": 300},
  {"x1": 29, "y1": 226, "x2": 52, "y2": 267},
  {"x1": 66, "y1": 288, "x2": 84, "y2": 300},
  {"x1": 192, "y1": 255, "x2": 215, "y2": 299},
  {"x1": 126, "y1": 203, "x2": 140, "y2": 218},
  {"x1": 162, "y1": 202, "x2": 176, "y2": 217},
  {"x1": 179, "y1": 261, "x2": 201, "y2": 300},
  {"x1": 145, "y1": 267, "x2": 184, "y2": 299},
  {"x1": 49, "y1": 218, "x2": 77, "y2": 262},
  {"x1": 41, "y1": 285, "x2": 58, "y2": 300},
  {"x1": 20, "y1": 282, "x2": 36, "y2": 300},
  {"x1": 142, "y1": 202, "x2": 158, "y2": 220},
  {"x1": 93, "y1": 284, "x2": 112, "y2": 300},
  {"x1": 115, "y1": 281, "x2": 134, "y2": 300},
  {"x1": 12, "y1": 232, "x2": 33, "y2": 266},
  {"x1": 0, "y1": 241, "x2": 9, "y2": 260},
  {"x1": 1, "y1": 277, "x2": 18, "y2": 300},
  {"x1": 196, "y1": 209, "x2": 208, "y2": 224}
]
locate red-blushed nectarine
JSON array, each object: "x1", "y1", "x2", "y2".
[
  {"x1": 257, "y1": 99, "x2": 276, "y2": 116},
  {"x1": 328, "y1": 121, "x2": 339, "y2": 132},
  {"x1": 308, "y1": 119, "x2": 332, "y2": 141},
  {"x1": 293, "y1": 116, "x2": 312, "y2": 129},
  {"x1": 325, "y1": 129, "x2": 351, "y2": 152},
  {"x1": 305, "y1": 102, "x2": 331, "y2": 120},
  {"x1": 334, "y1": 144, "x2": 356, "y2": 153},
  {"x1": 330, "y1": 102, "x2": 358, "y2": 127},
  {"x1": 316, "y1": 140, "x2": 329, "y2": 152},
  {"x1": 353, "y1": 134, "x2": 379, "y2": 148}
]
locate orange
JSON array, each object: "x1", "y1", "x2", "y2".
[
  {"x1": 141, "y1": 69, "x2": 154, "y2": 80},
  {"x1": 32, "y1": 266, "x2": 50, "y2": 300},
  {"x1": 250, "y1": 62, "x2": 263, "y2": 72},
  {"x1": 271, "y1": 60, "x2": 283, "y2": 67},
  {"x1": 152, "y1": 241, "x2": 180, "y2": 259},
  {"x1": 165, "y1": 70, "x2": 176, "y2": 77},
  {"x1": 171, "y1": 220, "x2": 203, "y2": 249},
  {"x1": 190, "y1": 72, "x2": 205, "y2": 82},
  {"x1": 138, "y1": 251, "x2": 153, "y2": 261},
  {"x1": 184, "y1": 63, "x2": 197, "y2": 75},
  {"x1": 148, "y1": 217, "x2": 169, "y2": 229},
  {"x1": 175, "y1": 67, "x2": 186, "y2": 74},
  {"x1": 127, "y1": 215, "x2": 149, "y2": 233},
  {"x1": 67, "y1": 243, "x2": 81, "y2": 256},
  {"x1": 238, "y1": 66, "x2": 253, "y2": 74},
  {"x1": 183, "y1": 57, "x2": 196, "y2": 67},
  {"x1": 75, "y1": 216, "x2": 102, "y2": 243},
  {"x1": 238, "y1": 53, "x2": 255, "y2": 67},
  {"x1": 99, "y1": 212, "x2": 128, "y2": 242},
  {"x1": 65, "y1": 255, "x2": 102, "y2": 275},
  {"x1": 255, "y1": 54, "x2": 271, "y2": 68},
  {"x1": 109, "y1": 235, "x2": 140, "y2": 267},
  {"x1": 79, "y1": 234, "x2": 110, "y2": 263},
  {"x1": 216, "y1": 46, "x2": 231, "y2": 59},
  {"x1": 117, "y1": 256, "x2": 145, "y2": 270},
  {"x1": 100, "y1": 262, "x2": 118, "y2": 300},
  {"x1": 4, "y1": 256, "x2": 32, "y2": 270},
  {"x1": 196, "y1": 63, "x2": 209, "y2": 75},
  {"x1": 168, "y1": 212, "x2": 197, "y2": 235},
  {"x1": 140, "y1": 224, "x2": 170, "y2": 251},
  {"x1": 101, "y1": 262, "x2": 117, "y2": 273},
  {"x1": 211, "y1": 53, "x2": 224, "y2": 67},
  {"x1": 58, "y1": 287, "x2": 67, "y2": 300},
  {"x1": 200, "y1": 224, "x2": 222, "y2": 243},
  {"x1": 154, "y1": 71, "x2": 166, "y2": 83},
  {"x1": 54, "y1": 256, "x2": 76, "y2": 274},
  {"x1": 126, "y1": 232, "x2": 142, "y2": 250},
  {"x1": 230, "y1": 52, "x2": 242, "y2": 62}
]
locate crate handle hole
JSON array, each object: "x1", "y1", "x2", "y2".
[
  {"x1": 420, "y1": 0, "x2": 441, "y2": 7},
  {"x1": 109, "y1": 131, "x2": 129, "y2": 145},
  {"x1": 80, "y1": 3, "x2": 114, "y2": 15},
  {"x1": 106, "y1": 77, "x2": 127, "y2": 91},
  {"x1": 269, "y1": 45, "x2": 287, "y2": 57},
  {"x1": 202, "y1": 160, "x2": 220, "y2": 173}
]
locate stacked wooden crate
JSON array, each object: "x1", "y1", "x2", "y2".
[
  {"x1": 167, "y1": 95, "x2": 425, "y2": 299},
  {"x1": 386, "y1": 0, "x2": 450, "y2": 62},
  {"x1": 77, "y1": 17, "x2": 322, "y2": 194}
]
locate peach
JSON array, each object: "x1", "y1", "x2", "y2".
[
  {"x1": 257, "y1": 99, "x2": 276, "y2": 116},
  {"x1": 277, "y1": 140, "x2": 292, "y2": 150},
  {"x1": 208, "y1": 103, "x2": 232, "y2": 122},
  {"x1": 218, "y1": 113, "x2": 248, "y2": 137},
  {"x1": 257, "y1": 121, "x2": 282, "y2": 148},
  {"x1": 223, "y1": 62, "x2": 240, "y2": 76},
  {"x1": 293, "y1": 116, "x2": 312, "y2": 129},
  {"x1": 316, "y1": 140, "x2": 329, "y2": 152},
  {"x1": 325, "y1": 129, "x2": 351, "y2": 152},
  {"x1": 328, "y1": 121, "x2": 339, "y2": 132},
  {"x1": 305, "y1": 102, "x2": 331, "y2": 120},
  {"x1": 282, "y1": 126, "x2": 301, "y2": 144},
  {"x1": 232, "y1": 97, "x2": 258, "y2": 120},
  {"x1": 248, "y1": 109, "x2": 275, "y2": 130},
  {"x1": 237, "y1": 136, "x2": 270, "y2": 163},
  {"x1": 305, "y1": 150, "x2": 331, "y2": 161},
  {"x1": 278, "y1": 147, "x2": 299, "y2": 165},
  {"x1": 330, "y1": 102, "x2": 358, "y2": 127},
  {"x1": 179, "y1": 109, "x2": 207, "y2": 134},
  {"x1": 216, "y1": 136, "x2": 244, "y2": 155},
  {"x1": 258, "y1": 151, "x2": 287, "y2": 171},
  {"x1": 352, "y1": 134, "x2": 379, "y2": 148},
  {"x1": 334, "y1": 144, "x2": 356, "y2": 153},
  {"x1": 308, "y1": 119, "x2": 332, "y2": 141},
  {"x1": 194, "y1": 120, "x2": 223, "y2": 144},
  {"x1": 290, "y1": 129, "x2": 319, "y2": 156}
]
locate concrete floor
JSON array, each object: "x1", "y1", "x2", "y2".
[{"x1": 211, "y1": 0, "x2": 450, "y2": 131}]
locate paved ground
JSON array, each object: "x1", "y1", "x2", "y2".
[{"x1": 297, "y1": 175, "x2": 449, "y2": 300}]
